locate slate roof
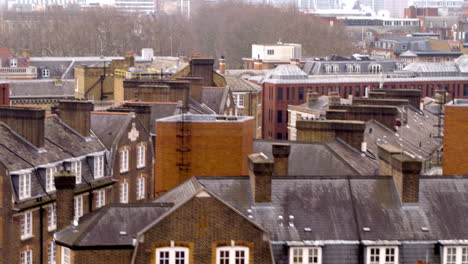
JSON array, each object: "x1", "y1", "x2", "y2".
[
  {"x1": 262, "y1": 65, "x2": 308, "y2": 82},
  {"x1": 253, "y1": 139, "x2": 377, "y2": 176},
  {"x1": 90, "y1": 112, "x2": 133, "y2": 149},
  {"x1": 2, "y1": 79, "x2": 75, "y2": 98},
  {"x1": 0, "y1": 48, "x2": 29, "y2": 67},
  {"x1": 0, "y1": 115, "x2": 106, "y2": 203},
  {"x1": 55, "y1": 204, "x2": 173, "y2": 248},
  {"x1": 201, "y1": 87, "x2": 228, "y2": 114},
  {"x1": 225, "y1": 77, "x2": 261, "y2": 92},
  {"x1": 304, "y1": 60, "x2": 401, "y2": 75},
  {"x1": 288, "y1": 95, "x2": 351, "y2": 117},
  {"x1": 363, "y1": 107, "x2": 441, "y2": 162}
]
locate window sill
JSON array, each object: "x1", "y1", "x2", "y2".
[
  {"x1": 119, "y1": 169, "x2": 129, "y2": 174},
  {"x1": 136, "y1": 165, "x2": 146, "y2": 169},
  {"x1": 48, "y1": 227, "x2": 56, "y2": 232},
  {"x1": 21, "y1": 235, "x2": 33, "y2": 241}
]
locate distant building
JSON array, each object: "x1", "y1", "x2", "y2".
[
  {"x1": 383, "y1": 0, "x2": 408, "y2": 18},
  {"x1": 243, "y1": 43, "x2": 302, "y2": 70},
  {"x1": 412, "y1": 0, "x2": 463, "y2": 9},
  {"x1": 0, "y1": 48, "x2": 37, "y2": 80}
]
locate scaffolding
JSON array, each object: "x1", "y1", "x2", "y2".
[{"x1": 175, "y1": 104, "x2": 191, "y2": 179}]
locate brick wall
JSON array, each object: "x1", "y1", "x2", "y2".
[{"x1": 443, "y1": 105, "x2": 468, "y2": 175}]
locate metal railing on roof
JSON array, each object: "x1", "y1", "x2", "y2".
[{"x1": 114, "y1": 69, "x2": 161, "y2": 80}]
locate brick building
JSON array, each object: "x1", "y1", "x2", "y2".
[
  {"x1": 54, "y1": 143, "x2": 468, "y2": 264},
  {"x1": 0, "y1": 83, "x2": 9, "y2": 105},
  {"x1": 242, "y1": 43, "x2": 303, "y2": 70},
  {"x1": 154, "y1": 114, "x2": 254, "y2": 194},
  {"x1": 0, "y1": 48, "x2": 37, "y2": 80},
  {"x1": 0, "y1": 103, "x2": 113, "y2": 264},
  {"x1": 443, "y1": 100, "x2": 468, "y2": 175},
  {"x1": 253, "y1": 63, "x2": 468, "y2": 140}
]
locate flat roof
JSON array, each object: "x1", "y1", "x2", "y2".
[{"x1": 156, "y1": 114, "x2": 254, "y2": 123}]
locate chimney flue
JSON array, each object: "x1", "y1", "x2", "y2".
[
  {"x1": 54, "y1": 171, "x2": 76, "y2": 231},
  {"x1": 57, "y1": 100, "x2": 93, "y2": 137},
  {"x1": 219, "y1": 57, "x2": 226, "y2": 74},
  {"x1": 307, "y1": 92, "x2": 319, "y2": 108},
  {"x1": 272, "y1": 143, "x2": 290, "y2": 176},
  {"x1": 248, "y1": 153, "x2": 274, "y2": 203}
]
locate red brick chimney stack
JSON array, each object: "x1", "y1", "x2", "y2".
[
  {"x1": 54, "y1": 171, "x2": 76, "y2": 230},
  {"x1": 272, "y1": 143, "x2": 290, "y2": 176},
  {"x1": 219, "y1": 57, "x2": 226, "y2": 74},
  {"x1": 0, "y1": 106, "x2": 45, "y2": 148}
]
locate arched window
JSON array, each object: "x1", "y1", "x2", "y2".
[
  {"x1": 156, "y1": 246, "x2": 189, "y2": 264},
  {"x1": 332, "y1": 64, "x2": 340, "y2": 73},
  {"x1": 370, "y1": 64, "x2": 382, "y2": 74},
  {"x1": 324, "y1": 64, "x2": 332, "y2": 73},
  {"x1": 216, "y1": 246, "x2": 249, "y2": 264},
  {"x1": 354, "y1": 64, "x2": 361, "y2": 73}
]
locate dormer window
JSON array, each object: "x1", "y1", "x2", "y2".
[
  {"x1": 9, "y1": 58, "x2": 18, "y2": 68},
  {"x1": 94, "y1": 155, "x2": 104, "y2": 179},
  {"x1": 267, "y1": 49, "x2": 274, "y2": 55},
  {"x1": 71, "y1": 160, "x2": 82, "y2": 184},
  {"x1": 325, "y1": 64, "x2": 332, "y2": 73},
  {"x1": 366, "y1": 246, "x2": 398, "y2": 264},
  {"x1": 289, "y1": 247, "x2": 322, "y2": 264},
  {"x1": 370, "y1": 64, "x2": 382, "y2": 74},
  {"x1": 42, "y1": 69, "x2": 50, "y2": 78}
]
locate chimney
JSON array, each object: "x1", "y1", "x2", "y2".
[
  {"x1": 0, "y1": 106, "x2": 45, "y2": 148},
  {"x1": 253, "y1": 59, "x2": 263, "y2": 70},
  {"x1": 306, "y1": 92, "x2": 319, "y2": 108},
  {"x1": 22, "y1": 49, "x2": 31, "y2": 64},
  {"x1": 54, "y1": 171, "x2": 76, "y2": 230},
  {"x1": 435, "y1": 89, "x2": 451, "y2": 104},
  {"x1": 190, "y1": 58, "x2": 214, "y2": 87},
  {"x1": 124, "y1": 51, "x2": 135, "y2": 68},
  {"x1": 272, "y1": 143, "x2": 290, "y2": 176},
  {"x1": 0, "y1": 83, "x2": 10, "y2": 105},
  {"x1": 377, "y1": 144, "x2": 422, "y2": 203},
  {"x1": 290, "y1": 58, "x2": 300, "y2": 66},
  {"x1": 328, "y1": 91, "x2": 341, "y2": 106},
  {"x1": 57, "y1": 100, "x2": 93, "y2": 137},
  {"x1": 219, "y1": 57, "x2": 226, "y2": 74},
  {"x1": 248, "y1": 153, "x2": 274, "y2": 203},
  {"x1": 124, "y1": 102, "x2": 152, "y2": 133}
]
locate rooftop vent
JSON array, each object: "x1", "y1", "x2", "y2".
[
  {"x1": 289, "y1": 215, "x2": 295, "y2": 227},
  {"x1": 421, "y1": 227, "x2": 429, "y2": 232},
  {"x1": 120, "y1": 231, "x2": 128, "y2": 235},
  {"x1": 278, "y1": 215, "x2": 284, "y2": 226},
  {"x1": 363, "y1": 227, "x2": 371, "y2": 232},
  {"x1": 304, "y1": 227, "x2": 312, "y2": 232}
]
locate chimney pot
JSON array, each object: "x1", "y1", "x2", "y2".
[
  {"x1": 307, "y1": 92, "x2": 319, "y2": 108},
  {"x1": 219, "y1": 57, "x2": 226, "y2": 75}
]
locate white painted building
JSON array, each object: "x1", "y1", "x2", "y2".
[{"x1": 251, "y1": 43, "x2": 302, "y2": 61}]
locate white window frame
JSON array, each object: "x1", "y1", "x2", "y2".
[
  {"x1": 216, "y1": 246, "x2": 249, "y2": 264},
  {"x1": 366, "y1": 246, "x2": 398, "y2": 264},
  {"x1": 120, "y1": 149, "x2": 129, "y2": 173},
  {"x1": 137, "y1": 176, "x2": 145, "y2": 200},
  {"x1": 137, "y1": 145, "x2": 146, "y2": 169},
  {"x1": 21, "y1": 249, "x2": 32, "y2": 264},
  {"x1": 74, "y1": 195, "x2": 83, "y2": 221},
  {"x1": 48, "y1": 241, "x2": 56, "y2": 264},
  {"x1": 20, "y1": 210, "x2": 33, "y2": 240},
  {"x1": 120, "y1": 182, "x2": 129, "y2": 203},
  {"x1": 71, "y1": 160, "x2": 82, "y2": 184},
  {"x1": 42, "y1": 68, "x2": 50, "y2": 78},
  {"x1": 62, "y1": 247, "x2": 71, "y2": 264},
  {"x1": 234, "y1": 93, "x2": 245, "y2": 108},
  {"x1": 156, "y1": 246, "x2": 189, "y2": 264},
  {"x1": 19, "y1": 173, "x2": 32, "y2": 200},
  {"x1": 289, "y1": 247, "x2": 322, "y2": 264},
  {"x1": 96, "y1": 189, "x2": 105, "y2": 208},
  {"x1": 47, "y1": 203, "x2": 57, "y2": 231},
  {"x1": 267, "y1": 49, "x2": 274, "y2": 55},
  {"x1": 443, "y1": 246, "x2": 468, "y2": 264},
  {"x1": 46, "y1": 167, "x2": 57, "y2": 192},
  {"x1": 94, "y1": 155, "x2": 104, "y2": 179}
]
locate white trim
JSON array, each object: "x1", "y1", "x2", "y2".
[
  {"x1": 96, "y1": 189, "x2": 106, "y2": 208},
  {"x1": 74, "y1": 195, "x2": 83, "y2": 220},
  {"x1": 155, "y1": 246, "x2": 189, "y2": 264},
  {"x1": 20, "y1": 210, "x2": 33, "y2": 240},
  {"x1": 47, "y1": 203, "x2": 57, "y2": 232},
  {"x1": 216, "y1": 246, "x2": 249, "y2": 264},
  {"x1": 288, "y1": 247, "x2": 322, "y2": 264},
  {"x1": 120, "y1": 182, "x2": 129, "y2": 204},
  {"x1": 365, "y1": 246, "x2": 399, "y2": 264},
  {"x1": 442, "y1": 246, "x2": 468, "y2": 264},
  {"x1": 120, "y1": 149, "x2": 129, "y2": 173},
  {"x1": 61, "y1": 246, "x2": 71, "y2": 264}
]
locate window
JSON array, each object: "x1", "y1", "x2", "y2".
[
  {"x1": 21, "y1": 211, "x2": 33, "y2": 240},
  {"x1": 71, "y1": 160, "x2": 82, "y2": 184},
  {"x1": 234, "y1": 94, "x2": 245, "y2": 108},
  {"x1": 46, "y1": 167, "x2": 57, "y2": 192},
  {"x1": 287, "y1": 87, "x2": 290, "y2": 100},
  {"x1": 277, "y1": 110, "x2": 283, "y2": 123},
  {"x1": 216, "y1": 246, "x2": 249, "y2": 264},
  {"x1": 366, "y1": 247, "x2": 398, "y2": 264},
  {"x1": 9, "y1": 58, "x2": 18, "y2": 67},
  {"x1": 62, "y1": 247, "x2": 71, "y2": 264},
  {"x1": 42, "y1": 68, "x2": 50, "y2": 78},
  {"x1": 137, "y1": 145, "x2": 146, "y2": 168},
  {"x1": 290, "y1": 247, "x2": 321, "y2": 264},
  {"x1": 156, "y1": 246, "x2": 189, "y2": 264},
  {"x1": 19, "y1": 173, "x2": 31, "y2": 200},
  {"x1": 96, "y1": 189, "x2": 105, "y2": 208},
  {"x1": 277, "y1": 87, "x2": 283, "y2": 100},
  {"x1": 298, "y1": 87, "x2": 304, "y2": 100},
  {"x1": 48, "y1": 241, "x2": 56, "y2": 264},
  {"x1": 444, "y1": 247, "x2": 468, "y2": 264},
  {"x1": 94, "y1": 155, "x2": 104, "y2": 179},
  {"x1": 74, "y1": 195, "x2": 83, "y2": 221},
  {"x1": 120, "y1": 182, "x2": 128, "y2": 203},
  {"x1": 21, "y1": 249, "x2": 32, "y2": 264},
  {"x1": 370, "y1": 64, "x2": 382, "y2": 74},
  {"x1": 120, "y1": 149, "x2": 129, "y2": 173},
  {"x1": 48, "y1": 203, "x2": 56, "y2": 231},
  {"x1": 137, "y1": 177, "x2": 145, "y2": 200},
  {"x1": 267, "y1": 49, "x2": 274, "y2": 55}
]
